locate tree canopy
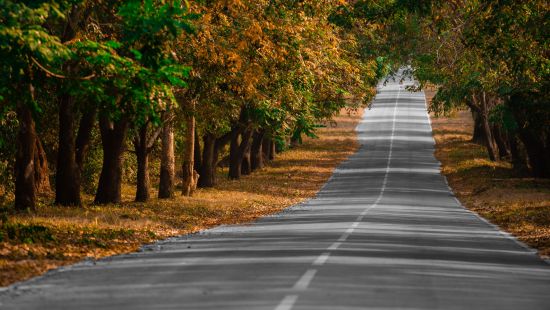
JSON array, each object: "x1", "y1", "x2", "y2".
[{"x1": 0, "y1": 0, "x2": 548, "y2": 211}]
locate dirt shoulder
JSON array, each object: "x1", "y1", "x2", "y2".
[
  {"x1": 0, "y1": 108, "x2": 364, "y2": 287},
  {"x1": 430, "y1": 109, "x2": 550, "y2": 259}
]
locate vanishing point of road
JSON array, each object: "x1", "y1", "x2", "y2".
[{"x1": 2, "y1": 72, "x2": 550, "y2": 309}]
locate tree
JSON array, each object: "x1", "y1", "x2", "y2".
[
  {"x1": 55, "y1": 1, "x2": 95, "y2": 206},
  {"x1": 158, "y1": 112, "x2": 176, "y2": 198},
  {"x1": 0, "y1": 1, "x2": 71, "y2": 210},
  {"x1": 75, "y1": 0, "x2": 194, "y2": 204}
]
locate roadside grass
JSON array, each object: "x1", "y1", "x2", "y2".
[
  {"x1": 430, "y1": 109, "x2": 550, "y2": 259},
  {"x1": 0, "y1": 108, "x2": 363, "y2": 287}
]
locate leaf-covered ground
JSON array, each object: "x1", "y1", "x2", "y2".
[
  {"x1": 0, "y1": 109, "x2": 363, "y2": 287},
  {"x1": 431, "y1": 109, "x2": 550, "y2": 260}
]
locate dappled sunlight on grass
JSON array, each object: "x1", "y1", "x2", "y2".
[{"x1": 0, "y1": 108, "x2": 363, "y2": 286}]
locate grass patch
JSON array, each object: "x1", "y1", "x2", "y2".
[
  {"x1": 0, "y1": 108, "x2": 363, "y2": 287},
  {"x1": 430, "y1": 109, "x2": 550, "y2": 259}
]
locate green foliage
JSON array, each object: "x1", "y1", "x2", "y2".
[
  {"x1": 0, "y1": 110, "x2": 17, "y2": 194},
  {"x1": 0, "y1": 0, "x2": 71, "y2": 108},
  {"x1": 0, "y1": 0, "x2": 381, "y2": 207}
]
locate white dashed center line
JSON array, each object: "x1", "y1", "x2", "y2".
[{"x1": 274, "y1": 85, "x2": 402, "y2": 310}]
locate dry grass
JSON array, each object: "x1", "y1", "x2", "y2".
[
  {"x1": 430, "y1": 109, "x2": 550, "y2": 259},
  {"x1": 0, "y1": 108, "x2": 363, "y2": 287}
]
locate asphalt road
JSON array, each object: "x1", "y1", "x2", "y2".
[{"x1": 2, "y1": 74, "x2": 550, "y2": 310}]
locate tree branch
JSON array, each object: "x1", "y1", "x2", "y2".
[{"x1": 31, "y1": 57, "x2": 95, "y2": 80}]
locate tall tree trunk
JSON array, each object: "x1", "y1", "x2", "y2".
[
  {"x1": 508, "y1": 93, "x2": 550, "y2": 178},
  {"x1": 198, "y1": 131, "x2": 231, "y2": 187},
  {"x1": 134, "y1": 125, "x2": 150, "y2": 202},
  {"x1": 75, "y1": 108, "x2": 96, "y2": 169},
  {"x1": 198, "y1": 133, "x2": 216, "y2": 188},
  {"x1": 518, "y1": 130, "x2": 549, "y2": 178},
  {"x1": 270, "y1": 140, "x2": 276, "y2": 160},
  {"x1": 15, "y1": 102, "x2": 37, "y2": 211},
  {"x1": 56, "y1": 103, "x2": 95, "y2": 206},
  {"x1": 194, "y1": 129, "x2": 201, "y2": 173},
  {"x1": 262, "y1": 135, "x2": 271, "y2": 161},
  {"x1": 34, "y1": 137, "x2": 50, "y2": 194},
  {"x1": 492, "y1": 125, "x2": 510, "y2": 159},
  {"x1": 229, "y1": 126, "x2": 253, "y2": 179},
  {"x1": 251, "y1": 130, "x2": 265, "y2": 171},
  {"x1": 158, "y1": 120, "x2": 175, "y2": 198},
  {"x1": 509, "y1": 133, "x2": 528, "y2": 174},
  {"x1": 241, "y1": 144, "x2": 252, "y2": 175},
  {"x1": 228, "y1": 127, "x2": 242, "y2": 180},
  {"x1": 55, "y1": 4, "x2": 90, "y2": 205},
  {"x1": 133, "y1": 121, "x2": 163, "y2": 201},
  {"x1": 476, "y1": 93, "x2": 498, "y2": 161},
  {"x1": 481, "y1": 114, "x2": 498, "y2": 161},
  {"x1": 182, "y1": 101, "x2": 198, "y2": 196},
  {"x1": 471, "y1": 110, "x2": 485, "y2": 144},
  {"x1": 56, "y1": 94, "x2": 81, "y2": 205},
  {"x1": 94, "y1": 116, "x2": 128, "y2": 204},
  {"x1": 290, "y1": 135, "x2": 300, "y2": 148},
  {"x1": 262, "y1": 135, "x2": 275, "y2": 161}
]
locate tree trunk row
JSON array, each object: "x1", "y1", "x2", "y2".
[{"x1": 468, "y1": 91, "x2": 549, "y2": 178}]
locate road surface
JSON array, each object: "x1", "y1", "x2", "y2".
[{"x1": 2, "y1": 73, "x2": 550, "y2": 309}]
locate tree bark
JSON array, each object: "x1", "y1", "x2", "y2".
[
  {"x1": 197, "y1": 131, "x2": 231, "y2": 187},
  {"x1": 198, "y1": 133, "x2": 216, "y2": 188},
  {"x1": 34, "y1": 137, "x2": 50, "y2": 194},
  {"x1": 182, "y1": 101, "x2": 198, "y2": 196},
  {"x1": 55, "y1": 103, "x2": 95, "y2": 206},
  {"x1": 134, "y1": 125, "x2": 150, "y2": 202},
  {"x1": 15, "y1": 102, "x2": 37, "y2": 211},
  {"x1": 55, "y1": 4, "x2": 91, "y2": 206},
  {"x1": 75, "y1": 108, "x2": 96, "y2": 169},
  {"x1": 492, "y1": 125, "x2": 510, "y2": 159},
  {"x1": 481, "y1": 113, "x2": 498, "y2": 161},
  {"x1": 134, "y1": 121, "x2": 163, "y2": 201},
  {"x1": 158, "y1": 120, "x2": 175, "y2": 198},
  {"x1": 518, "y1": 130, "x2": 549, "y2": 178},
  {"x1": 476, "y1": 93, "x2": 498, "y2": 161},
  {"x1": 228, "y1": 127, "x2": 242, "y2": 180},
  {"x1": 508, "y1": 93, "x2": 550, "y2": 178},
  {"x1": 251, "y1": 130, "x2": 265, "y2": 171},
  {"x1": 270, "y1": 140, "x2": 276, "y2": 160},
  {"x1": 94, "y1": 116, "x2": 128, "y2": 204},
  {"x1": 55, "y1": 94, "x2": 81, "y2": 205},
  {"x1": 471, "y1": 110, "x2": 485, "y2": 144},
  {"x1": 194, "y1": 129, "x2": 202, "y2": 173},
  {"x1": 241, "y1": 144, "x2": 252, "y2": 175},
  {"x1": 262, "y1": 135, "x2": 275, "y2": 161},
  {"x1": 509, "y1": 133, "x2": 528, "y2": 174},
  {"x1": 228, "y1": 126, "x2": 253, "y2": 180}
]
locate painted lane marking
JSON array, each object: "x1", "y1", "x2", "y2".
[
  {"x1": 274, "y1": 295, "x2": 299, "y2": 310},
  {"x1": 293, "y1": 269, "x2": 318, "y2": 290},
  {"x1": 313, "y1": 253, "x2": 331, "y2": 266},
  {"x1": 328, "y1": 241, "x2": 342, "y2": 250},
  {"x1": 274, "y1": 83, "x2": 403, "y2": 310},
  {"x1": 337, "y1": 233, "x2": 350, "y2": 242}
]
